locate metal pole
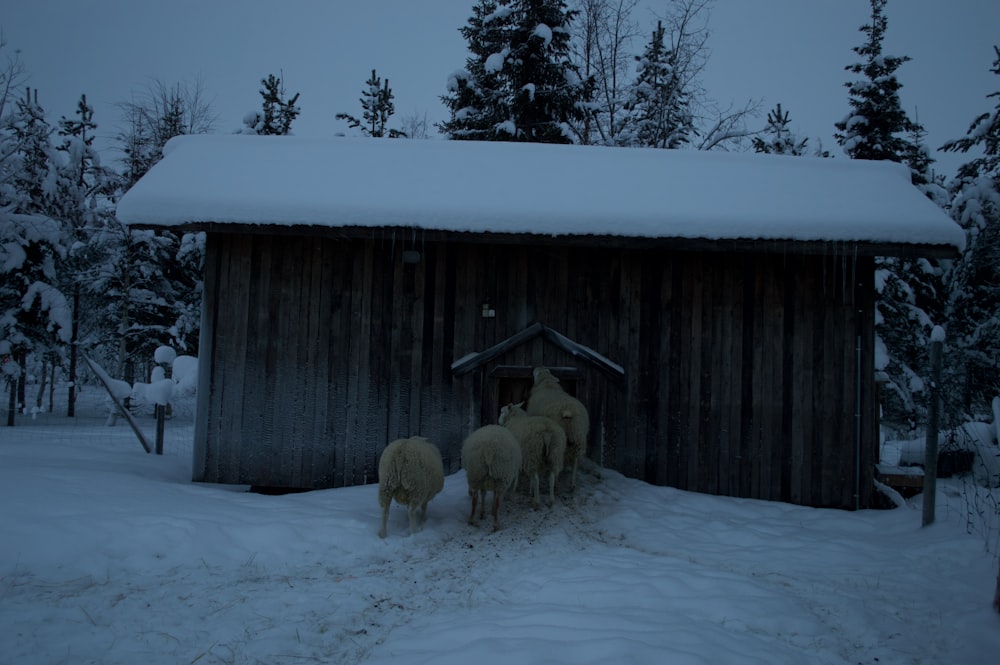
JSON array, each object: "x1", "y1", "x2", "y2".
[{"x1": 922, "y1": 328, "x2": 944, "y2": 527}]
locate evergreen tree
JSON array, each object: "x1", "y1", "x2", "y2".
[
  {"x1": 834, "y1": 0, "x2": 921, "y2": 162},
  {"x1": 441, "y1": 0, "x2": 588, "y2": 143},
  {"x1": 241, "y1": 73, "x2": 300, "y2": 135},
  {"x1": 111, "y1": 80, "x2": 212, "y2": 382},
  {"x1": 86, "y1": 224, "x2": 199, "y2": 383},
  {"x1": 620, "y1": 20, "x2": 694, "y2": 149},
  {"x1": 835, "y1": 0, "x2": 945, "y2": 434},
  {"x1": 7, "y1": 88, "x2": 56, "y2": 211},
  {"x1": 752, "y1": 103, "x2": 809, "y2": 156},
  {"x1": 439, "y1": 0, "x2": 512, "y2": 140},
  {"x1": 507, "y1": 0, "x2": 588, "y2": 142},
  {"x1": 336, "y1": 69, "x2": 406, "y2": 138},
  {"x1": 52, "y1": 95, "x2": 116, "y2": 415},
  {"x1": 941, "y1": 45, "x2": 1000, "y2": 416},
  {"x1": 1, "y1": 79, "x2": 70, "y2": 423}
]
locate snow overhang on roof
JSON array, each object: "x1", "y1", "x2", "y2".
[{"x1": 116, "y1": 134, "x2": 965, "y2": 255}]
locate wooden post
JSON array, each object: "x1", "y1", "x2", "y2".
[
  {"x1": 5, "y1": 374, "x2": 14, "y2": 427},
  {"x1": 155, "y1": 404, "x2": 165, "y2": 455},
  {"x1": 922, "y1": 327, "x2": 944, "y2": 528},
  {"x1": 994, "y1": 557, "x2": 1000, "y2": 613}
]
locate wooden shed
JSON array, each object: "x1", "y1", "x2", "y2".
[{"x1": 117, "y1": 135, "x2": 964, "y2": 508}]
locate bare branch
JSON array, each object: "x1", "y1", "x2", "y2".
[
  {"x1": 570, "y1": 0, "x2": 642, "y2": 145},
  {"x1": 398, "y1": 110, "x2": 431, "y2": 139},
  {"x1": 695, "y1": 98, "x2": 764, "y2": 151}
]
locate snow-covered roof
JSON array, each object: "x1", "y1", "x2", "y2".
[{"x1": 116, "y1": 134, "x2": 965, "y2": 253}]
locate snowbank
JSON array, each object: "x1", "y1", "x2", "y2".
[{"x1": 1, "y1": 397, "x2": 998, "y2": 664}]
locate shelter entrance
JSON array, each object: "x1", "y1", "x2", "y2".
[{"x1": 484, "y1": 365, "x2": 581, "y2": 424}]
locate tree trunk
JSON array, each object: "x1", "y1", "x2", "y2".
[
  {"x1": 48, "y1": 361, "x2": 55, "y2": 413},
  {"x1": 35, "y1": 357, "x2": 48, "y2": 410},
  {"x1": 6, "y1": 377, "x2": 14, "y2": 426},
  {"x1": 994, "y1": 557, "x2": 1000, "y2": 613},
  {"x1": 68, "y1": 288, "x2": 79, "y2": 417},
  {"x1": 15, "y1": 349, "x2": 26, "y2": 414}
]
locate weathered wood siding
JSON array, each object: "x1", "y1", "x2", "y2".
[{"x1": 194, "y1": 231, "x2": 876, "y2": 508}]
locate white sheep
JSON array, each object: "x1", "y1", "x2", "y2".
[
  {"x1": 461, "y1": 424, "x2": 522, "y2": 532},
  {"x1": 377, "y1": 436, "x2": 445, "y2": 538},
  {"x1": 499, "y1": 402, "x2": 566, "y2": 509},
  {"x1": 526, "y1": 367, "x2": 590, "y2": 489}
]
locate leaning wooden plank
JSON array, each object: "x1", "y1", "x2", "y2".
[{"x1": 85, "y1": 356, "x2": 153, "y2": 454}]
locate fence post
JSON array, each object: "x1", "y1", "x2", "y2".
[
  {"x1": 155, "y1": 403, "x2": 165, "y2": 455},
  {"x1": 922, "y1": 326, "x2": 945, "y2": 527},
  {"x1": 994, "y1": 557, "x2": 1000, "y2": 613}
]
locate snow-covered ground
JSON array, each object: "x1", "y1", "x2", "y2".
[{"x1": 1, "y1": 390, "x2": 998, "y2": 665}]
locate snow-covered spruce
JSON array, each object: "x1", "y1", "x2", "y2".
[
  {"x1": 377, "y1": 437, "x2": 445, "y2": 538},
  {"x1": 461, "y1": 424, "x2": 522, "y2": 532},
  {"x1": 499, "y1": 402, "x2": 566, "y2": 509},
  {"x1": 526, "y1": 367, "x2": 590, "y2": 489}
]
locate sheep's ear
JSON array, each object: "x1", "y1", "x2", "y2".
[{"x1": 515, "y1": 401, "x2": 524, "y2": 408}]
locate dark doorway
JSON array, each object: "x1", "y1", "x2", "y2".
[{"x1": 484, "y1": 365, "x2": 581, "y2": 424}]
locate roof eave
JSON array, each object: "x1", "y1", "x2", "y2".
[{"x1": 124, "y1": 221, "x2": 962, "y2": 259}]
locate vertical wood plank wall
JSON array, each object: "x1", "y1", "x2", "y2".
[{"x1": 195, "y1": 232, "x2": 876, "y2": 508}]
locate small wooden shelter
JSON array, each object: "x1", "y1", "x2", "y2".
[{"x1": 118, "y1": 135, "x2": 963, "y2": 508}]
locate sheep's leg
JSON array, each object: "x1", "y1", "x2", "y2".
[
  {"x1": 407, "y1": 503, "x2": 421, "y2": 535},
  {"x1": 379, "y1": 501, "x2": 390, "y2": 539},
  {"x1": 468, "y1": 488, "x2": 478, "y2": 525},
  {"x1": 419, "y1": 501, "x2": 429, "y2": 524},
  {"x1": 530, "y1": 473, "x2": 540, "y2": 510},
  {"x1": 478, "y1": 489, "x2": 487, "y2": 520},
  {"x1": 546, "y1": 471, "x2": 556, "y2": 507}
]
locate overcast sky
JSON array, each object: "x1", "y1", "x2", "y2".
[{"x1": 3, "y1": 1, "x2": 998, "y2": 179}]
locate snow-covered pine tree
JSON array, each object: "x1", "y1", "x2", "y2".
[
  {"x1": 506, "y1": 0, "x2": 587, "y2": 142},
  {"x1": 8, "y1": 88, "x2": 56, "y2": 211},
  {"x1": 52, "y1": 94, "x2": 117, "y2": 415},
  {"x1": 834, "y1": 0, "x2": 920, "y2": 162},
  {"x1": 619, "y1": 19, "x2": 694, "y2": 149},
  {"x1": 109, "y1": 80, "x2": 211, "y2": 382},
  {"x1": 7, "y1": 88, "x2": 66, "y2": 414},
  {"x1": 905, "y1": 121, "x2": 948, "y2": 206},
  {"x1": 835, "y1": 0, "x2": 945, "y2": 434},
  {"x1": 441, "y1": 0, "x2": 587, "y2": 143},
  {"x1": 336, "y1": 69, "x2": 406, "y2": 138},
  {"x1": 439, "y1": 0, "x2": 512, "y2": 140},
  {"x1": 941, "y1": 45, "x2": 1000, "y2": 416},
  {"x1": 752, "y1": 103, "x2": 809, "y2": 156},
  {"x1": 87, "y1": 224, "x2": 197, "y2": 384},
  {"x1": 1, "y1": 79, "x2": 70, "y2": 424},
  {"x1": 240, "y1": 73, "x2": 300, "y2": 136}
]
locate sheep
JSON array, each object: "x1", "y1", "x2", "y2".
[
  {"x1": 461, "y1": 424, "x2": 522, "y2": 532},
  {"x1": 377, "y1": 436, "x2": 445, "y2": 538},
  {"x1": 499, "y1": 402, "x2": 566, "y2": 509},
  {"x1": 526, "y1": 367, "x2": 590, "y2": 489}
]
